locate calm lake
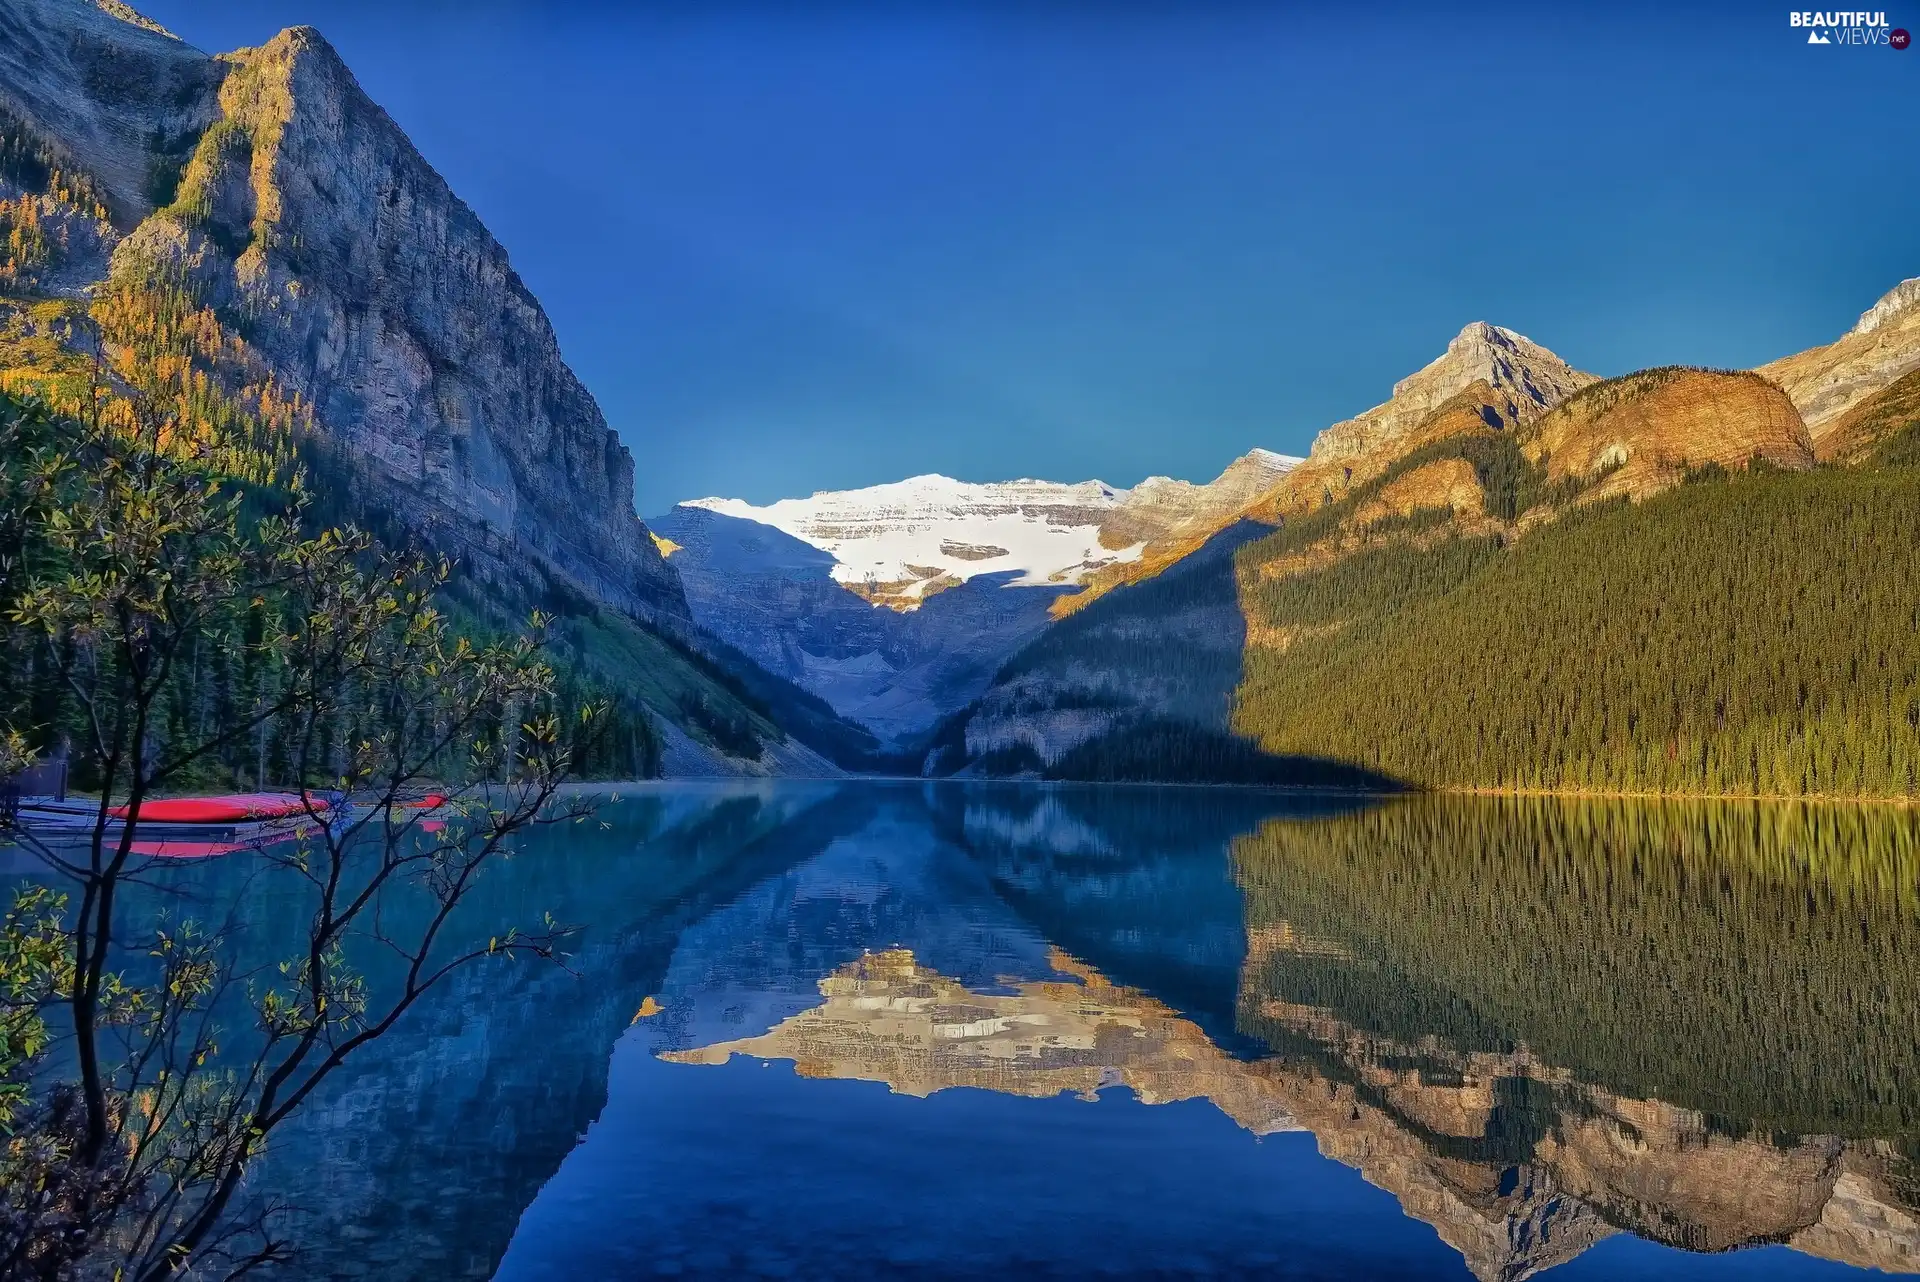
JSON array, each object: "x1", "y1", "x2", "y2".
[{"x1": 42, "y1": 782, "x2": 1920, "y2": 1279}]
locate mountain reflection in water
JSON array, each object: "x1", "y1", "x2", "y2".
[{"x1": 46, "y1": 782, "x2": 1915, "y2": 1280}]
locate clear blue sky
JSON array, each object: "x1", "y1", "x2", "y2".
[{"x1": 139, "y1": 0, "x2": 1918, "y2": 514}]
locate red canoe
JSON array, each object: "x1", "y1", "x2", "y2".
[{"x1": 108, "y1": 793, "x2": 331, "y2": 824}]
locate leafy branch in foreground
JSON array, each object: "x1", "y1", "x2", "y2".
[{"x1": 0, "y1": 387, "x2": 605, "y2": 1279}]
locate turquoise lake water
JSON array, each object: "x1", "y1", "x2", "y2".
[{"x1": 25, "y1": 781, "x2": 1920, "y2": 1280}]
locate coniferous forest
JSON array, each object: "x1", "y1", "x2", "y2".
[
  {"x1": 1233, "y1": 464, "x2": 1920, "y2": 799},
  {"x1": 0, "y1": 388, "x2": 780, "y2": 788}
]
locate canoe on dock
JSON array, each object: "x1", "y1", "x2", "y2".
[{"x1": 11, "y1": 791, "x2": 346, "y2": 855}]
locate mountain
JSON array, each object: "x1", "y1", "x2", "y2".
[
  {"x1": 0, "y1": 4, "x2": 678, "y2": 618},
  {"x1": 682, "y1": 474, "x2": 1146, "y2": 610},
  {"x1": 1252, "y1": 323, "x2": 1596, "y2": 524},
  {"x1": 1231, "y1": 444, "x2": 1914, "y2": 800},
  {"x1": 1310, "y1": 321, "x2": 1598, "y2": 466},
  {"x1": 1815, "y1": 365, "x2": 1920, "y2": 466},
  {"x1": 930, "y1": 305, "x2": 1920, "y2": 798},
  {"x1": 918, "y1": 517, "x2": 1395, "y2": 790},
  {"x1": 649, "y1": 503, "x2": 1069, "y2": 745},
  {"x1": 1054, "y1": 446, "x2": 1301, "y2": 615},
  {"x1": 1758, "y1": 276, "x2": 1920, "y2": 453},
  {"x1": 656, "y1": 456, "x2": 1305, "y2": 744},
  {"x1": 1056, "y1": 324, "x2": 1587, "y2": 616},
  {"x1": 1215, "y1": 297, "x2": 1920, "y2": 799},
  {"x1": 921, "y1": 519, "x2": 1260, "y2": 774},
  {"x1": 1520, "y1": 366, "x2": 1811, "y2": 503},
  {"x1": 926, "y1": 324, "x2": 1603, "y2": 780},
  {"x1": 0, "y1": 0, "x2": 883, "y2": 775}
]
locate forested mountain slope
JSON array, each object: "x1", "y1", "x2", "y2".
[
  {"x1": 1227, "y1": 355, "x2": 1914, "y2": 800},
  {"x1": 922, "y1": 521, "x2": 1265, "y2": 778},
  {"x1": 937, "y1": 344, "x2": 1918, "y2": 796},
  {"x1": 1234, "y1": 465, "x2": 1920, "y2": 798},
  {"x1": 921, "y1": 520, "x2": 1397, "y2": 789}
]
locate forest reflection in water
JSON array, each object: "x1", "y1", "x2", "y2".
[
  {"x1": 56, "y1": 782, "x2": 1915, "y2": 1280},
  {"x1": 492, "y1": 785, "x2": 1920, "y2": 1282},
  {"x1": 1228, "y1": 795, "x2": 1920, "y2": 1276}
]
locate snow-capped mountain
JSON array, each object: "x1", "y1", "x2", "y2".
[
  {"x1": 681, "y1": 456, "x2": 1304, "y2": 613},
  {"x1": 683, "y1": 475, "x2": 1146, "y2": 610},
  {"x1": 653, "y1": 451, "x2": 1303, "y2": 745}
]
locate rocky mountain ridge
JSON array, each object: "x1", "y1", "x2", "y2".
[
  {"x1": 1309, "y1": 321, "x2": 1598, "y2": 466},
  {"x1": 0, "y1": 0, "x2": 681, "y2": 619},
  {"x1": 0, "y1": 0, "x2": 912, "y2": 775},
  {"x1": 1054, "y1": 324, "x2": 1592, "y2": 615},
  {"x1": 1063, "y1": 280, "x2": 1920, "y2": 629},
  {"x1": 1758, "y1": 275, "x2": 1920, "y2": 450}
]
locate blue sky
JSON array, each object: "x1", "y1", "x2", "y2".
[{"x1": 140, "y1": 1, "x2": 1919, "y2": 513}]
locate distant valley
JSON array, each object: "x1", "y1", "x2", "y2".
[{"x1": 649, "y1": 453, "x2": 1298, "y2": 743}]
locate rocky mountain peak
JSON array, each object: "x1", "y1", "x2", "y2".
[
  {"x1": 0, "y1": 0, "x2": 686, "y2": 620},
  {"x1": 1243, "y1": 446, "x2": 1303, "y2": 471},
  {"x1": 1850, "y1": 276, "x2": 1920, "y2": 336},
  {"x1": 1757, "y1": 272, "x2": 1920, "y2": 437},
  {"x1": 1312, "y1": 322, "x2": 1596, "y2": 464},
  {"x1": 1394, "y1": 321, "x2": 1523, "y2": 396},
  {"x1": 0, "y1": 0, "x2": 222, "y2": 224},
  {"x1": 91, "y1": 1, "x2": 175, "y2": 38}
]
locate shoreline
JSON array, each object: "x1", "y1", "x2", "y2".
[
  {"x1": 564, "y1": 776, "x2": 1919, "y2": 808},
  {"x1": 1439, "y1": 783, "x2": 1918, "y2": 809},
  {"x1": 34, "y1": 778, "x2": 1911, "y2": 809}
]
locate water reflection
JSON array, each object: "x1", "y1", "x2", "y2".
[
  {"x1": 500, "y1": 786, "x2": 1919, "y2": 1280},
  {"x1": 1232, "y1": 796, "x2": 1920, "y2": 1277},
  {"x1": 662, "y1": 947, "x2": 1297, "y2": 1133},
  {"x1": 15, "y1": 783, "x2": 1914, "y2": 1279},
  {"x1": 218, "y1": 782, "x2": 868, "y2": 1280}
]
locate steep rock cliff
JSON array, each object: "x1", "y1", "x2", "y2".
[
  {"x1": 1522, "y1": 367, "x2": 1813, "y2": 504},
  {"x1": 0, "y1": 1, "x2": 684, "y2": 622},
  {"x1": 0, "y1": 0, "x2": 911, "y2": 774}
]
